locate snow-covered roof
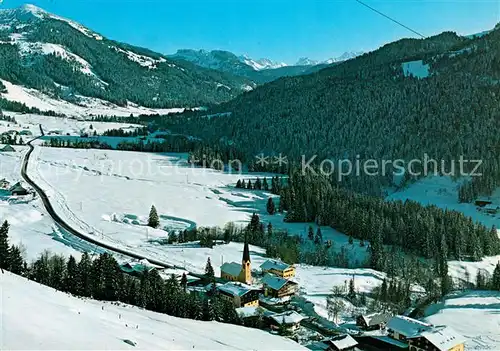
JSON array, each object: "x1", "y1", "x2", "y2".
[
  {"x1": 218, "y1": 282, "x2": 256, "y2": 297},
  {"x1": 262, "y1": 274, "x2": 292, "y2": 291},
  {"x1": 260, "y1": 259, "x2": 291, "y2": 272},
  {"x1": 235, "y1": 306, "x2": 273, "y2": 318},
  {"x1": 221, "y1": 262, "x2": 242, "y2": 277},
  {"x1": 359, "y1": 312, "x2": 392, "y2": 326},
  {"x1": 387, "y1": 316, "x2": 432, "y2": 338},
  {"x1": 484, "y1": 204, "x2": 499, "y2": 210},
  {"x1": 326, "y1": 334, "x2": 358, "y2": 350},
  {"x1": 409, "y1": 326, "x2": 466, "y2": 351},
  {"x1": 270, "y1": 311, "x2": 305, "y2": 325},
  {"x1": 236, "y1": 306, "x2": 261, "y2": 318}
]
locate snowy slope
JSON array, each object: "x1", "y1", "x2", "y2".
[
  {"x1": 0, "y1": 80, "x2": 185, "y2": 117},
  {"x1": 424, "y1": 291, "x2": 500, "y2": 350},
  {"x1": 0, "y1": 271, "x2": 305, "y2": 350}
]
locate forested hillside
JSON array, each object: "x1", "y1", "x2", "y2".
[
  {"x1": 162, "y1": 30, "x2": 500, "y2": 198},
  {"x1": 0, "y1": 5, "x2": 253, "y2": 108}
]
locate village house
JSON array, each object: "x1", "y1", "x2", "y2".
[
  {"x1": 261, "y1": 273, "x2": 298, "y2": 298},
  {"x1": 120, "y1": 259, "x2": 162, "y2": 276},
  {"x1": 217, "y1": 282, "x2": 260, "y2": 308},
  {"x1": 387, "y1": 315, "x2": 433, "y2": 343},
  {"x1": 235, "y1": 306, "x2": 274, "y2": 324},
  {"x1": 220, "y1": 241, "x2": 252, "y2": 284},
  {"x1": 322, "y1": 335, "x2": 359, "y2": 351},
  {"x1": 407, "y1": 326, "x2": 466, "y2": 351},
  {"x1": 260, "y1": 259, "x2": 295, "y2": 278},
  {"x1": 9, "y1": 182, "x2": 29, "y2": 196},
  {"x1": 356, "y1": 312, "x2": 392, "y2": 331},
  {"x1": 269, "y1": 310, "x2": 305, "y2": 333}
]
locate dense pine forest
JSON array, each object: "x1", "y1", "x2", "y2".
[{"x1": 160, "y1": 30, "x2": 500, "y2": 199}]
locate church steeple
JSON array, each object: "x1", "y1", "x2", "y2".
[
  {"x1": 242, "y1": 239, "x2": 250, "y2": 263},
  {"x1": 240, "y1": 238, "x2": 252, "y2": 284}
]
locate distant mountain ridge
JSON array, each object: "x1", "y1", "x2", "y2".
[
  {"x1": 0, "y1": 4, "x2": 254, "y2": 110},
  {"x1": 168, "y1": 49, "x2": 362, "y2": 83}
]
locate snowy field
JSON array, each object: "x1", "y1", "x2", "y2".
[
  {"x1": 424, "y1": 290, "x2": 500, "y2": 350},
  {"x1": 388, "y1": 175, "x2": 500, "y2": 281},
  {"x1": 1, "y1": 271, "x2": 305, "y2": 350},
  {"x1": 3, "y1": 112, "x2": 142, "y2": 138},
  {"x1": 1, "y1": 79, "x2": 187, "y2": 117},
  {"x1": 28, "y1": 146, "x2": 371, "y2": 271},
  {"x1": 294, "y1": 266, "x2": 386, "y2": 323}
]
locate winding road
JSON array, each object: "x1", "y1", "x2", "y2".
[{"x1": 20, "y1": 126, "x2": 188, "y2": 271}]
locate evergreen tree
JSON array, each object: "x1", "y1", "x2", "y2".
[
  {"x1": 246, "y1": 179, "x2": 253, "y2": 190},
  {"x1": 8, "y1": 245, "x2": 24, "y2": 275},
  {"x1": 205, "y1": 257, "x2": 215, "y2": 280},
  {"x1": 148, "y1": 205, "x2": 160, "y2": 228},
  {"x1": 0, "y1": 220, "x2": 10, "y2": 270},
  {"x1": 235, "y1": 179, "x2": 242, "y2": 188},
  {"x1": 308, "y1": 225, "x2": 314, "y2": 241},
  {"x1": 476, "y1": 270, "x2": 486, "y2": 289},
  {"x1": 181, "y1": 272, "x2": 188, "y2": 292},
  {"x1": 263, "y1": 177, "x2": 269, "y2": 191},
  {"x1": 64, "y1": 255, "x2": 79, "y2": 294},
  {"x1": 77, "y1": 252, "x2": 93, "y2": 297},
  {"x1": 254, "y1": 177, "x2": 262, "y2": 190},
  {"x1": 266, "y1": 197, "x2": 276, "y2": 215},
  {"x1": 314, "y1": 227, "x2": 323, "y2": 245},
  {"x1": 492, "y1": 262, "x2": 500, "y2": 291},
  {"x1": 348, "y1": 276, "x2": 356, "y2": 301},
  {"x1": 267, "y1": 222, "x2": 273, "y2": 237}
]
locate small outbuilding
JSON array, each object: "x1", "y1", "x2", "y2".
[
  {"x1": 9, "y1": 182, "x2": 28, "y2": 196},
  {"x1": 0, "y1": 178, "x2": 10, "y2": 189},
  {"x1": 1, "y1": 144, "x2": 16, "y2": 152}
]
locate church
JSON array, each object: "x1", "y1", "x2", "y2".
[{"x1": 220, "y1": 241, "x2": 252, "y2": 284}]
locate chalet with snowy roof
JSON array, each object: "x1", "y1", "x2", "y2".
[
  {"x1": 0, "y1": 144, "x2": 15, "y2": 152},
  {"x1": 325, "y1": 335, "x2": 359, "y2": 351},
  {"x1": 220, "y1": 241, "x2": 252, "y2": 284},
  {"x1": 356, "y1": 312, "x2": 392, "y2": 331},
  {"x1": 9, "y1": 182, "x2": 28, "y2": 196},
  {"x1": 261, "y1": 273, "x2": 298, "y2": 298},
  {"x1": 407, "y1": 326, "x2": 466, "y2": 351},
  {"x1": 260, "y1": 259, "x2": 295, "y2": 278},
  {"x1": 475, "y1": 198, "x2": 492, "y2": 207},
  {"x1": 387, "y1": 316, "x2": 433, "y2": 343},
  {"x1": 269, "y1": 310, "x2": 305, "y2": 333},
  {"x1": 217, "y1": 282, "x2": 260, "y2": 308},
  {"x1": 484, "y1": 204, "x2": 500, "y2": 214},
  {"x1": 120, "y1": 259, "x2": 162, "y2": 276}
]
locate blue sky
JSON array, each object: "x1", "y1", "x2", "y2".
[{"x1": 2, "y1": 0, "x2": 499, "y2": 64}]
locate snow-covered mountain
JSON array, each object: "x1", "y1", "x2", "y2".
[
  {"x1": 238, "y1": 55, "x2": 288, "y2": 70},
  {"x1": 0, "y1": 4, "x2": 252, "y2": 112},
  {"x1": 295, "y1": 51, "x2": 364, "y2": 66}
]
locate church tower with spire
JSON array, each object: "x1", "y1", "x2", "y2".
[{"x1": 239, "y1": 239, "x2": 252, "y2": 284}]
